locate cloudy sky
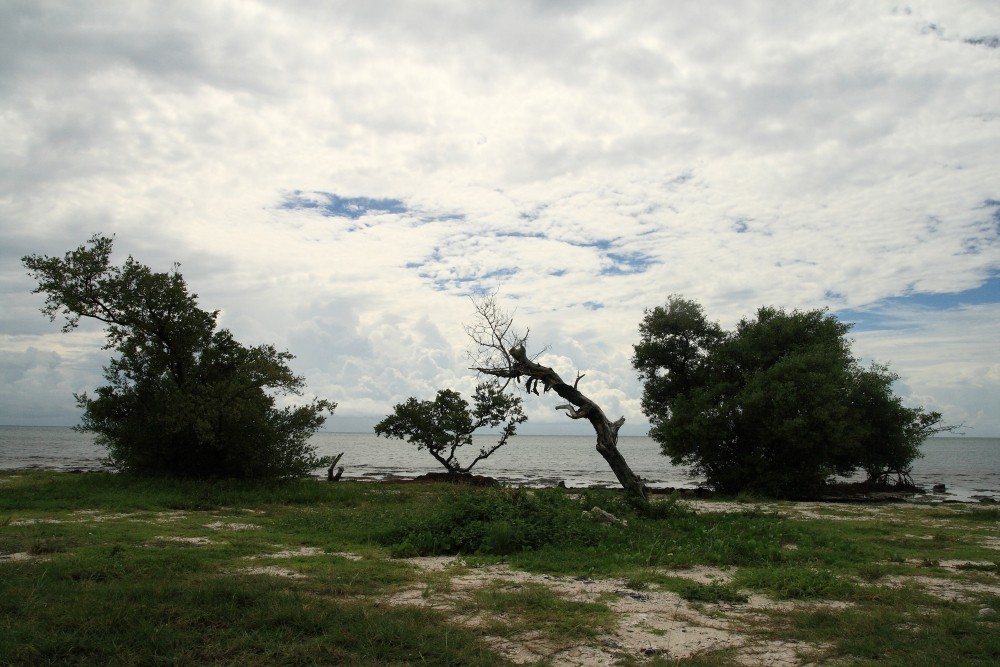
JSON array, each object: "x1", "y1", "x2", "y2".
[{"x1": 2, "y1": 1, "x2": 998, "y2": 437}]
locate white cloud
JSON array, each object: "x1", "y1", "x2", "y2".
[
  {"x1": 1, "y1": 0, "x2": 998, "y2": 435},
  {"x1": 852, "y1": 301, "x2": 1000, "y2": 434}
]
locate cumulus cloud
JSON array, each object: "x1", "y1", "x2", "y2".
[{"x1": 1, "y1": 0, "x2": 998, "y2": 435}]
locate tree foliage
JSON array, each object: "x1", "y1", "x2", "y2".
[
  {"x1": 22, "y1": 235, "x2": 335, "y2": 479},
  {"x1": 633, "y1": 296, "x2": 947, "y2": 497},
  {"x1": 374, "y1": 381, "x2": 526, "y2": 475}
]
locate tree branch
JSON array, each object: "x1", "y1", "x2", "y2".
[{"x1": 465, "y1": 292, "x2": 648, "y2": 500}]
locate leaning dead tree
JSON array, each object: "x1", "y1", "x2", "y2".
[
  {"x1": 326, "y1": 452, "x2": 344, "y2": 481},
  {"x1": 466, "y1": 291, "x2": 648, "y2": 501}
]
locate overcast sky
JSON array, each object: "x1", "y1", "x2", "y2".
[{"x1": 1, "y1": 1, "x2": 998, "y2": 437}]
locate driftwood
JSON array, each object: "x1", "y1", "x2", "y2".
[
  {"x1": 326, "y1": 452, "x2": 344, "y2": 482},
  {"x1": 583, "y1": 506, "x2": 628, "y2": 526}
]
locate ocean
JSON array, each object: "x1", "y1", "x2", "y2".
[{"x1": 0, "y1": 426, "x2": 997, "y2": 502}]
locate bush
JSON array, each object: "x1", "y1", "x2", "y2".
[{"x1": 380, "y1": 487, "x2": 623, "y2": 557}]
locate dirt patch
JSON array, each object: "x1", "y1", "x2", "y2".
[
  {"x1": 204, "y1": 521, "x2": 260, "y2": 531},
  {"x1": 71, "y1": 509, "x2": 139, "y2": 521},
  {"x1": 232, "y1": 565, "x2": 306, "y2": 579},
  {"x1": 402, "y1": 555, "x2": 466, "y2": 571},
  {"x1": 654, "y1": 564, "x2": 734, "y2": 585},
  {"x1": 385, "y1": 557, "x2": 830, "y2": 665},
  {"x1": 218, "y1": 546, "x2": 331, "y2": 579},
  {"x1": 883, "y1": 574, "x2": 1000, "y2": 602},
  {"x1": 940, "y1": 560, "x2": 996, "y2": 570},
  {"x1": 248, "y1": 546, "x2": 325, "y2": 559},
  {"x1": 10, "y1": 513, "x2": 139, "y2": 525},
  {"x1": 154, "y1": 536, "x2": 212, "y2": 546},
  {"x1": 0, "y1": 552, "x2": 41, "y2": 563}
]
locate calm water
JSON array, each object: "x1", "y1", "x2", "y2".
[{"x1": 0, "y1": 426, "x2": 997, "y2": 502}]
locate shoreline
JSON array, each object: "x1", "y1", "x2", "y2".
[
  {"x1": 4, "y1": 466, "x2": 997, "y2": 505},
  {"x1": 3, "y1": 428, "x2": 999, "y2": 502}
]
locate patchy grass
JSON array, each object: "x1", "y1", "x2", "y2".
[
  {"x1": 2, "y1": 471, "x2": 999, "y2": 665},
  {"x1": 466, "y1": 580, "x2": 616, "y2": 640},
  {"x1": 670, "y1": 580, "x2": 750, "y2": 605}
]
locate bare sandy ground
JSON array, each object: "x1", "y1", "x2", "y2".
[{"x1": 386, "y1": 556, "x2": 840, "y2": 666}]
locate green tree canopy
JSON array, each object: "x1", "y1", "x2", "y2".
[
  {"x1": 633, "y1": 296, "x2": 946, "y2": 497},
  {"x1": 23, "y1": 235, "x2": 334, "y2": 479},
  {"x1": 374, "y1": 381, "x2": 526, "y2": 475}
]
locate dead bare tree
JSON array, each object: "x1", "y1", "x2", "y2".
[{"x1": 466, "y1": 291, "x2": 648, "y2": 501}]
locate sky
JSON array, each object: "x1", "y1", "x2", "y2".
[{"x1": 1, "y1": 1, "x2": 998, "y2": 437}]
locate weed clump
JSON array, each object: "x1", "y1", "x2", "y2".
[{"x1": 380, "y1": 487, "x2": 646, "y2": 557}]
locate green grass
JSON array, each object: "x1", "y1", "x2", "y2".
[
  {"x1": 2, "y1": 472, "x2": 999, "y2": 665},
  {"x1": 464, "y1": 580, "x2": 615, "y2": 641},
  {"x1": 0, "y1": 473, "x2": 512, "y2": 666}
]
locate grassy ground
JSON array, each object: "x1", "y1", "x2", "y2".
[{"x1": 1, "y1": 472, "x2": 998, "y2": 665}]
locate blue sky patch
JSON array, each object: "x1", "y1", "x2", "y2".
[
  {"x1": 601, "y1": 251, "x2": 657, "y2": 275},
  {"x1": 280, "y1": 190, "x2": 407, "y2": 219},
  {"x1": 571, "y1": 238, "x2": 614, "y2": 251},
  {"x1": 419, "y1": 212, "x2": 467, "y2": 224},
  {"x1": 496, "y1": 230, "x2": 547, "y2": 240},
  {"x1": 480, "y1": 268, "x2": 519, "y2": 281},
  {"x1": 837, "y1": 274, "x2": 1000, "y2": 331},
  {"x1": 421, "y1": 267, "x2": 520, "y2": 294},
  {"x1": 966, "y1": 36, "x2": 1000, "y2": 48},
  {"x1": 960, "y1": 199, "x2": 1000, "y2": 254},
  {"x1": 981, "y1": 199, "x2": 1000, "y2": 226}
]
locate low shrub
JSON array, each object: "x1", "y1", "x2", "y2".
[{"x1": 379, "y1": 487, "x2": 626, "y2": 557}]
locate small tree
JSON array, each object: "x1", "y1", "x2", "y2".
[
  {"x1": 22, "y1": 235, "x2": 335, "y2": 479},
  {"x1": 633, "y1": 296, "x2": 948, "y2": 497},
  {"x1": 374, "y1": 381, "x2": 526, "y2": 475}
]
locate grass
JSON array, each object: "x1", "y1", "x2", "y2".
[
  {"x1": 465, "y1": 581, "x2": 616, "y2": 641},
  {"x1": 2, "y1": 471, "x2": 999, "y2": 665}
]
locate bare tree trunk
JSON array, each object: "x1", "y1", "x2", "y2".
[
  {"x1": 326, "y1": 452, "x2": 344, "y2": 481},
  {"x1": 466, "y1": 291, "x2": 648, "y2": 502},
  {"x1": 480, "y1": 345, "x2": 648, "y2": 501}
]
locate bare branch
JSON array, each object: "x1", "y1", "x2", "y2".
[
  {"x1": 554, "y1": 403, "x2": 590, "y2": 420},
  {"x1": 465, "y1": 289, "x2": 529, "y2": 376},
  {"x1": 463, "y1": 291, "x2": 648, "y2": 500},
  {"x1": 610, "y1": 416, "x2": 626, "y2": 443}
]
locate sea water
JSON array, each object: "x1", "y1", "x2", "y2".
[{"x1": 0, "y1": 426, "x2": 996, "y2": 501}]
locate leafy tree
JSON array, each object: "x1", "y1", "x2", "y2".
[
  {"x1": 22, "y1": 235, "x2": 335, "y2": 479},
  {"x1": 846, "y1": 362, "x2": 945, "y2": 486},
  {"x1": 374, "y1": 381, "x2": 526, "y2": 475},
  {"x1": 633, "y1": 296, "x2": 947, "y2": 497},
  {"x1": 633, "y1": 296, "x2": 723, "y2": 424}
]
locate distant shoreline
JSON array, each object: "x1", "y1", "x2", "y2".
[{"x1": 2, "y1": 427, "x2": 998, "y2": 503}]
